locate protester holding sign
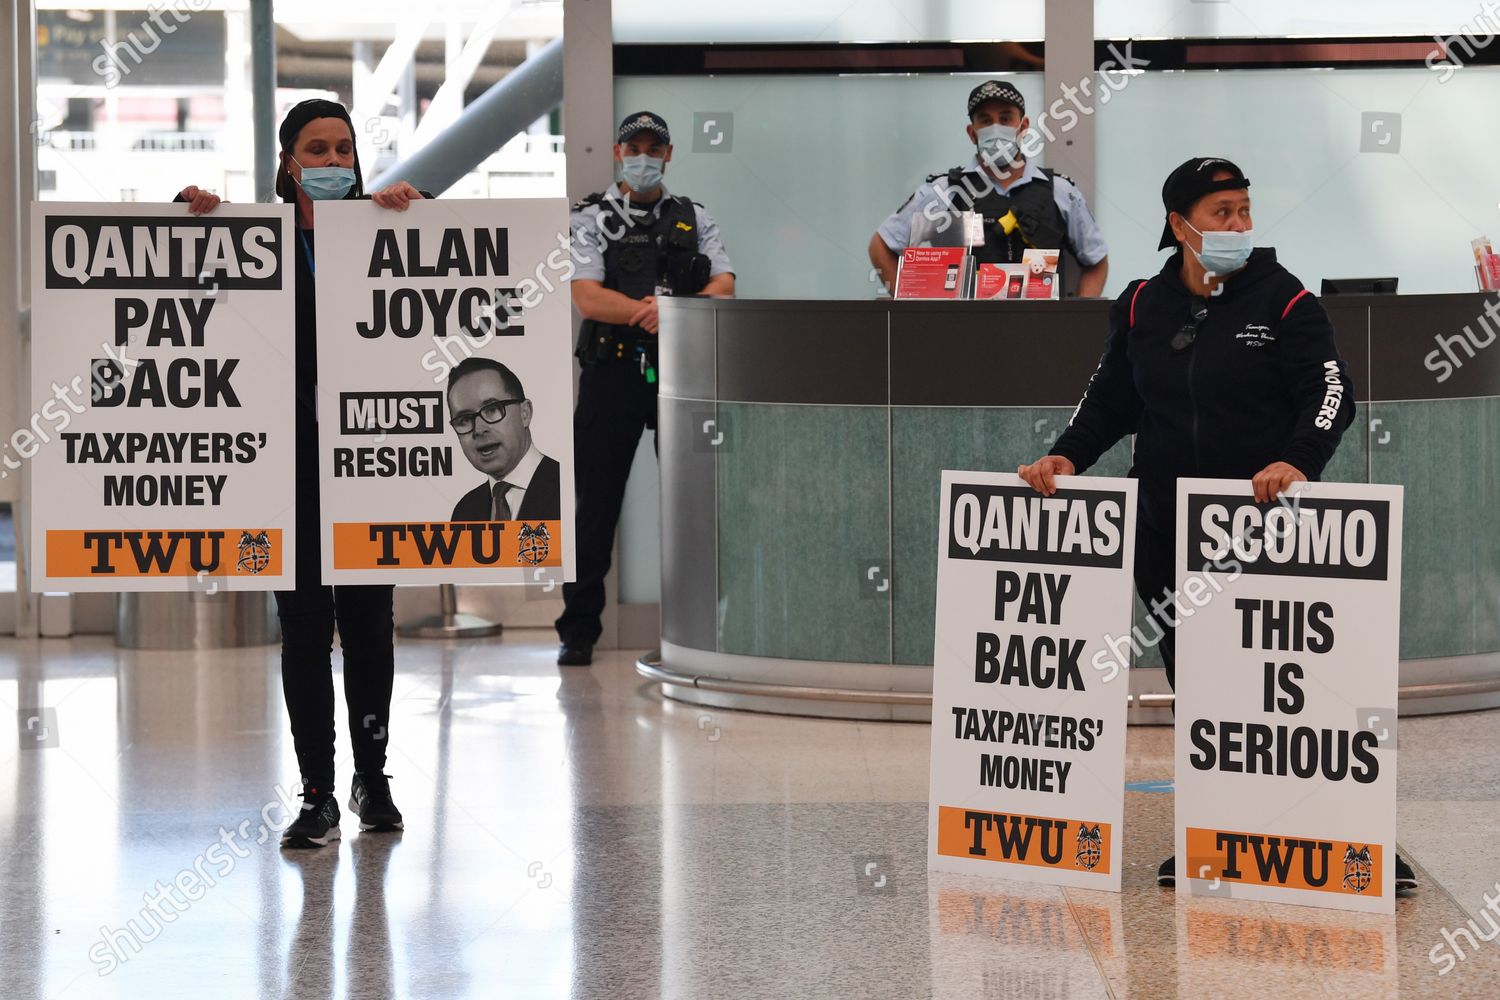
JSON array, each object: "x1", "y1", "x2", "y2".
[
  {"x1": 1012, "y1": 157, "x2": 1418, "y2": 890},
  {"x1": 179, "y1": 99, "x2": 426, "y2": 849}
]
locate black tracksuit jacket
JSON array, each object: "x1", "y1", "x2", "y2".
[{"x1": 1049, "y1": 247, "x2": 1356, "y2": 539}]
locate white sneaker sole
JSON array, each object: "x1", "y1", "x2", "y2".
[
  {"x1": 350, "y1": 794, "x2": 404, "y2": 832},
  {"x1": 357, "y1": 820, "x2": 405, "y2": 832},
  {"x1": 280, "y1": 823, "x2": 341, "y2": 849}
]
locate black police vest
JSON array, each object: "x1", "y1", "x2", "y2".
[
  {"x1": 584, "y1": 192, "x2": 704, "y2": 299},
  {"x1": 933, "y1": 167, "x2": 1070, "y2": 267}
]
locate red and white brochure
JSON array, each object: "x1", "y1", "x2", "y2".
[
  {"x1": 1021, "y1": 248, "x2": 1060, "y2": 300},
  {"x1": 895, "y1": 247, "x2": 968, "y2": 299},
  {"x1": 975, "y1": 263, "x2": 1028, "y2": 299}
]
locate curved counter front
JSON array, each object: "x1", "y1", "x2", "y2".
[{"x1": 647, "y1": 295, "x2": 1500, "y2": 720}]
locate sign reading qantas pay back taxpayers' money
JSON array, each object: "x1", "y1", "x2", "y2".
[
  {"x1": 1174, "y1": 479, "x2": 1403, "y2": 914},
  {"x1": 929, "y1": 472, "x2": 1138, "y2": 892},
  {"x1": 313, "y1": 199, "x2": 575, "y2": 585},
  {"x1": 30, "y1": 203, "x2": 296, "y2": 591}
]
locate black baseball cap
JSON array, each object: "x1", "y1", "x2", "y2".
[
  {"x1": 1158, "y1": 156, "x2": 1250, "y2": 250},
  {"x1": 967, "y1": 80, "x2": 1025, "y2": 118},
  {"x1": 278, "y1": 98, "x2": 354, "y2": 151},
  {"x1": 617, "y1": 111, "x2": 671, "y2": 145}
]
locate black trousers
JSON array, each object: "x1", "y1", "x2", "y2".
[
  {"x1": 273, "y1": 477, "x2": 395, "y2": 791},
  {"x1": 1132, "y1": 523, "x2": 1179, "y2": 691},
  {"x1": 556, "y1": 360, "x2": 658, "y2": 645}
]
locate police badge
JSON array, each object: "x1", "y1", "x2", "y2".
[
  {"x1": 236, "y1": 531, "x2": 272, "y2": 575},
  {"x1": 516, "y1": 522, "x2": 551, "y2": 566},
  {"x1": 1343, "y1": 845, "x2": 1373, "y2": 893},
  {"x1": 1075, "y1": 823, "x2": 1102, "y2": 871}
]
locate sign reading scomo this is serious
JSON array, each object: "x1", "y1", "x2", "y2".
[
  {"x1": 929, "y1": 472, "x2": 1138, "y2": 892},
  {"x1": 29, "y1": 203, "x2": 297, "y2": 591},
  {"x1": 1174, "y1": 479, "x2": 1402, "y2": 914}
]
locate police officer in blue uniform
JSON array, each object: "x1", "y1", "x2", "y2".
[
  {"x1": 556, "y1": 111, "x2": 736, "y2": 665},
  {"x1": 870, "y1": 81, "x2": 1109, "y2": 297}
]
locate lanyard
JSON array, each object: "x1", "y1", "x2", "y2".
[{"x1": 298, "y1": 229, "x2": 315, "y2": 276}]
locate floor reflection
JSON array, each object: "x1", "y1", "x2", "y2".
[
  {"x1": 929, "y1": 873, "x2": 1119, "y2": 999},
  {"x1": 0, "y1": 635, "x2": 1497, "y2": 999},
  {"x1": 280, "y1": 850, "x2": 339, "y2": 1000},
  {"x1": 1175, "y1": 896, "x2": 1396, "y2": 996}
]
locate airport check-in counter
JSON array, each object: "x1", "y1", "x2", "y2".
[{"x1": 645, "y1": 294, "x2": 1500, "y2": 721}]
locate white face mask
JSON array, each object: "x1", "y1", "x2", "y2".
[
  {"x1": 621, "y1": 154, "x2": 665, "y2": 193},
  {"x1": 975, "y1": 123, "x2": 1021, "y2": 166},
  {"x1": 1185, "y1": 220, "x2": 1255, "y2": 275}
]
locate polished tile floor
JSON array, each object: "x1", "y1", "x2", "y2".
[{"x1": 2, "y1": 631, "x2": 1498, "y2": 999}]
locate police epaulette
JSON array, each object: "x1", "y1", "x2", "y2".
[
  {"x1": 925, "y1": 167, "x2": 967, "y2": 184},
  {"x1": 572, "y1": 192, "x2": 607, "y2": 211}
]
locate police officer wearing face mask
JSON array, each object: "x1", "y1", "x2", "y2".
[
  {"x1": 870, "y1": 81, "x2": 1109, "y2": 297},
  {"x1": 557, "y1": 111, "x2": 736, "y2": 666},
  {"x1": 1016, "y1": 157, "x2": 1416, "y2": 893}
]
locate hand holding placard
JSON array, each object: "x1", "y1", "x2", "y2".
[{"x1": 929, "y1": 472, "x2": 1138, "y2": 892}]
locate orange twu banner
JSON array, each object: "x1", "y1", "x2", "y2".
[
  {"x1": 46, "y1": 529, "x2": 283, "y2": 578},
  {"x1": 333, "y1": 520, "x2": 562, "y2": 570},
  {"x1": 936, "y1": 805, "x2": 1112, "y2": 875},
  {"x1": 1185, "y1": 826, "x2": 1383, "y2": 896}
]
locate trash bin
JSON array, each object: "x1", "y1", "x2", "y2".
[{"x1": 116, "y1": 591, "x2": 280, "y2": 650}]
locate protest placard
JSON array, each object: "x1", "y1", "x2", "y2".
[
  {"x1": 311, "y1": 199, "x2": 575, "y2": 585},
  {"x1": 930, "y1": 472, "x2": 1138, "y2": 891},
  {"x1": 30, "y1": 203, "x2": 296, "y2": 591}
]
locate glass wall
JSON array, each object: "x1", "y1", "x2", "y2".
[
  {"x1": 617, "y1": 62, "x2": 1500, "y2": 299},
  {"x1": 613, "y1": 74, "x2": 1045, "y2": 299},
  {"x1": 1092, "y1": 66, "x2": 1500, "y2": 298},
  {"x1": 34, "y1": 4, "x2": 563, "y2": 204},
  {"x1": 613, "y1": 1, "x2": 1044, "y2": 43},
  {"x1": 1094, "y1": 1, "x2": 1489, "y2": 39}
]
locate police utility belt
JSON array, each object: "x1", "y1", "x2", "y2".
[
  {"x1": 574, "y1": 191, "x2": 712, "y2": 374},
  {"x1": 576, "y1": 322, "x2": 660, "y2": 378}
]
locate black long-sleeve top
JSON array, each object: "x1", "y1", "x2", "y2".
[{"x1": 1049, "y1": 247, "x2": 1356, "y2": 537}]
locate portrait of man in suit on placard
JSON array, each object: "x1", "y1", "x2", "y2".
[{"x1": 447, "y1": 356, "x2": 561, "y2": 522}]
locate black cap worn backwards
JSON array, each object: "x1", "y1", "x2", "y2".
[
  {"x1": 967, "y1": 80, "x2": 1025, "y2": 118},
  {"x1": 278, "y1": 98, "x2": 355, "y2": 151},
  {"x1": 1158, "y1": 156, "x2": 1250, "y2": 250},
  {"x1": 617, "y1": 111, "x2": 671, "y2": 145}
]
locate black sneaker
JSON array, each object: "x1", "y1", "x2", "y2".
[
  {"x1": 281, "y1": 785, "x2": 341, "y2": 849},
  {"x1": 1396, "y1": 853, "x2": 1419, "y2": 891},
  {"x1": 350, "y1": 772, "x2": 404, "y2": 832},
  {"x1": 557, "y1": 641, "x2": 593, "y2": 666},
  {"x1": 1157, "y1": 855, "x2": 1175, "y2": 887}
]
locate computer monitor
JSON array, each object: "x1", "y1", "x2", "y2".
[{"x1": 1321, "y1": 277, "x2": 1398, "y2": 295}]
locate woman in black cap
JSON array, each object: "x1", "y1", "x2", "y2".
[
  {"x1": 180, "y1": 99, "x2": 424, "y2": 848},
  {"x1": 1017, "y1": 157, "x2": 1414, "y2": 891}
]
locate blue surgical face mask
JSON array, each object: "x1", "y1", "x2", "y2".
[
  {"x1": 975, "y1": 123, "x2": 1021, "y2": 166},
  {"x1": 293, "y1": 159, "x2": 356, "y2": 200},
  {"x1": 621, "y1": 154, "x2": 665, "y2": 193},
  {"x1": 1186, "y1": 220, "x2": 1254, "y2": 275}
]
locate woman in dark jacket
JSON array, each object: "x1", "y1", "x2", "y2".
[
  {"x1": 181, "y1": 99, "x2": 424, "y2": 848},
  {"x1": 1019, "y1": 157, "x2": 1413, "y2": 891}
]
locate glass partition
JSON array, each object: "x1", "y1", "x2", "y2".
[
  {"x1": 620, "y1": 62, "x2": 1500, "y2": 299},
  {"x1": 613, "y1": 74, "x2": 1045, "y2": 299},
  {"x1": 1092, "y1": 66, "x2": 1500, "y2": 298},
  {"x1": 613, "y1": 1, "x2": 1044, "y2": 44},
  {"x1": 1094, "y1": 1, "x2": 1489, "y2": 38}
]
